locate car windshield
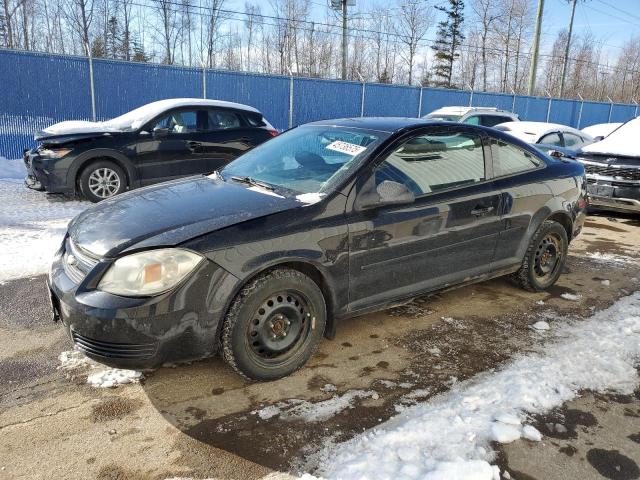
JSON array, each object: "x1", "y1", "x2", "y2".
[
  {"x1": 218, "y1": 125, "x2": 388, "y2": 195},
  {"x1": 425, "y1": 113, "x2": 462, "y2": 122}
]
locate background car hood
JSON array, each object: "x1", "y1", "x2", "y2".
[
  {"x1": 68, "y1": 176, "x2": 301, "y2": 258},
  {"x1": 35, "y1": 120, "x2": 122, "y2": 142}
]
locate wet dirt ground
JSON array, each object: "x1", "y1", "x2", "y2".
[{"x1": 1, "y1": 213, "x2": 639, "y2": 480}]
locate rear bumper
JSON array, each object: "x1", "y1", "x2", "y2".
[{"x1": 49, "y1": 247, "x2": 240, "y2": 369}]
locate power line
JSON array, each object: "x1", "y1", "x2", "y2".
[{"x1": 125, "y1": 0, "x2": 640, "y2": 76}]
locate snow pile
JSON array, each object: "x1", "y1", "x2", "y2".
[
  {"x1": 584, "y1": 251, "x2": 637, "y2": 266},
  {"x1": 601, "y1": 279, "x2": 611, "y2": 287},
  {"x1": 0, "y1": 180, "x2": 87, "y2": 281},
  {"x1": 87, "y1": 369, "x2": 143, "y2": 388},
  {"x1": 581, "y1": 117, "x2": 639, "y2": 157},
  {"x1": 560, "y1": 292, "x2": 581, "y2": 301},
  {"x1": 312, "y1": 292, "x2": 640, "y2": 480},
  {"x1": 0, "y1": 156, "x2": 26, "y2": 179},
  {"x1": 58, "y1": 350, "x2": 93, "y2": 370},
  {"x1": 254, "y1": 390, "x2": 379, "y2": 423},
  {"x1": 531, "y1": 321, "x2": 550, "y2": 331}
]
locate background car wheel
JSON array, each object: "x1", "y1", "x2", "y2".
[
  {"x1": 512, "y1": 220, "x2": 569, "y2": 292},
  {"x1": 79, "y1": 160, "x2": 127, "y2": 202},
  {"x1": 222, "y1": 268, "x2": 327, "y2": 381}
]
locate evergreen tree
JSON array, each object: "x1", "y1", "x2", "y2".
[
  {"x1": 106, "y1": 16, "x2": 121, "y2": 59},
  {"x1": 431, "y1": 0, "x2": 465, "y2": 88},
  {"x1": 131, "y1": 39, "x2": 150, "y2": 62}
]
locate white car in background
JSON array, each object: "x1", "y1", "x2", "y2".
[
  {"x1": 494, "y1": 121, "x2": 594, "y2": 149},
  {"x1": 423, "y1": 106, "x2": 519, "y2": 127},
  {"x1": 581, "y1": 122, "x2": 623, "y2": 141}
]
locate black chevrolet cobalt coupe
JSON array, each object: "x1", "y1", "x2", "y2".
[{"x1": 49, "y1": 118, "x2": 587, "y2": 380}]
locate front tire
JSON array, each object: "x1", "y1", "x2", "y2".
[
  {"x1": 79, "y1": 160, "x2": 126, "y2": 202},
  {"x1": 222, "y1": 268, "x2": 327, "y2": 381},
  {"x1": 512, "y1": 220, "x2": 569, "y2": 291}
]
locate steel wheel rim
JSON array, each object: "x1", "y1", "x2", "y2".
[
  {"x1": 246, "y1": 290, "x2": 313, "y2": 365},
  {"x1": 88, "y1": 168, "x2": 121, "y2": 198},
  {"x1": 534, "y1": 232, "x2": 562, "y2": 280}
]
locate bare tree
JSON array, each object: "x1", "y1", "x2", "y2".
[
  {"x1": 472, "y1": 0, "x2": 502, "y2": 91},
  {"x1": 2, "y1": 0, "x2": 26, "y2": 48},
  {"x1": 395, "y1": 0, "x2": 434, "y2": 85},
  {"x1": 64, "y1": 0, "x2": 95, "y2": 51}
]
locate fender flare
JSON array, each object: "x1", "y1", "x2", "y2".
[{"x1": 67, "y1": 149, "x2": 139, "y2": 192}]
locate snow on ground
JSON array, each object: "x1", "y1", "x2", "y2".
[
  {"x1": 0, "y1": 179, "x2": 88, "y2": 281},
  {"x1": 87, "y1": 369, "x2": 143, "y2": 388},
  {"x1": 309, "y1": 292, "x2": 640, "y2": 480},
  {"x1": 560, "y1": 292, "x2": 581, "y2": 301},
  {"x1": 253, "y1": 390, "x2": 379, "y2": 423}
]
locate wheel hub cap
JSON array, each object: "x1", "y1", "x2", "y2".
[
  {"x1": 88, "y1": 168, "x2": 120, "y2": 198},
  {"x1": 534, "y1": 234, "x2": 561, "y2": 278}
]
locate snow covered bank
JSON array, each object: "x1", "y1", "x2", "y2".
[
  {"x1": 311, "y1": 292, "x2": 640, "y2": 480},
  {"x1": 0, "y1": 156, "x2": 27, "y2": 179},
  {"x1": 0, "y1": 180, "x2": 87, "y2": 281}
]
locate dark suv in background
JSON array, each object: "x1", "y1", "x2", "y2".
[{"x1": 24, "y1": 98, "x2": 277, "y2": 202}]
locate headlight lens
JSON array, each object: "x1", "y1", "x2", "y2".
[
  {"x1": 40, "y1": 147, "x2": 73, "y2": 158},
  {"x1": 98, "y1": 248, "x2": 203, "y2": 296}
]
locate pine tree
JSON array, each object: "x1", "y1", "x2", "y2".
[
  {"x1": 431, "y1": 0, "x2": 465, "y2": 88},
  {"x1": 106, "y1": 16, "x2": 121, "y2": 59},
  {"x1": 131, "y1": 39, "x2": 150, "y2": 62}
]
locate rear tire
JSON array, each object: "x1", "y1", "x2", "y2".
[
  {"x1": 79, "y1": 160, "x2": 126, "y2": 202},
  {"x1": 222, "y1": 268, "x2": 327, "y2": 381},
  {"x1": 512, "y1": 220, "x2": 568, "y2": 292}
]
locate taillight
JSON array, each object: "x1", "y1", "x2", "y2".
[
  {"x1": 268, "y1": 129, "x2": 278, "y2": 137},
  {"x1": 578, "y1": 197, "x2": 587, "y2": 209}
]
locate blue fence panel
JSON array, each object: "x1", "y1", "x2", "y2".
[
  {"x1": 3, "y1": 48, "x2": 640, "y2": 160},
  {"x1": 549, "y1": 99, "x2": 581, "y2": 127},
  {"x1": 94, "y1": 60, "x2": 201, "y2": 120},
  {"x1": 472, "y1": 92, "x2": 515, "y2": 112},
  {"x1": 206, "y1": 70, "x2": 290, "y2": 131},
  {"x1": 293, "y1": 78, "x2": 361, "y2": 126},
  {"x1": 363, "y1": 84, "x2": 420, "y2": 117},
  {"x1": 422, "y1": 88, "x2": 471, "y2": 115},
  {"x1": 513, "y1": 96, "x2": 549, "y2": 122},
  {"x1": 610, "y1": 104, "x2": 637, "y2": 124},
  {"x1": 0, "y1": 50, "x2": 92, "y2": 158},
  {"x1": 579, "y1": 101, "x2": 611, "y2": 128}
]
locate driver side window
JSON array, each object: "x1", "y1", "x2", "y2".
[
  {"x1": 153, "y1": 110, "x2": 202, "y2": 134},
  {"x1": 375, "y1": 131, "x2": 486, "y2": 197}
]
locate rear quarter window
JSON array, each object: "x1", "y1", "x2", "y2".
[
  {"x1": 244, "y1": 111, "x2": 266, "y2": 127},
  {"x1": 490, "y1": 138, "x2": 542, "y2": 177}
]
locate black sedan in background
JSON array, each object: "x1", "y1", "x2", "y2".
[
  {"x1": 24, "y1": 98, "x2": 277, "y2": 202},
  {"x1": 49, "y1": 118, "x2": 587, "y2": 380}
]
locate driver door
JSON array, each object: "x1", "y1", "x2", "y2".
[{"x1": 347, "y1": 127, "x2": 503, "y2": 311}]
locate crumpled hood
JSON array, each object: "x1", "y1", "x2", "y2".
[
  {"x1": 68, "y1": 176, "x2": 301, "y2": 257},
  {"x1": 35, "y1": 120, "x2": 121, "y2": 142}
]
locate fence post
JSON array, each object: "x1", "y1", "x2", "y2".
[
  {"x1": 202, "y1": 63, "x2": 207, "y2": 99},
  {"x1": 577, "y1": 93, "x2": 584, "y2": 129},
  {"x1": 545, "y1": 90, "x2": 552, "y2": 123},
  {"x1": 418, "y1": 87, "x2": 423, "y2": 117},
  {"x1": 606, "y1": 96, "x2": 613, "y2": 123},
  {"x1": 466, "y1": 84, "x2": 474, "y2": 107},
  {"x1": 510, "y1": 88, "x2": 516, "y2": 113},
  {"x1": 634, "y1": 99, "x2": 638, "y2": 118},
  {"x1": 85, "y1": 42, "x2": 96, "y2": 122},
  {"x1": 288, "y1": 72, "x2": 294, "y2": 129},
  {"x1": 357, "y1": 72, "x2": 366, "y2": 117}
]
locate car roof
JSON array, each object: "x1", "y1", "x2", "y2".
[
  {"x1": 304, "y1": 117, "x2": 437, "y2": 133},
  {"x1": 497, "y1": 121, "x2": 588, "y2": 138},
  {"x1": 427, "y1": 106, "x2": 515, "y2": 116}
]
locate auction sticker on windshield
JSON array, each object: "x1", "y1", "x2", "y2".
[{"x1": 326, "y1": 140, "x2": 367, "y2": 156}]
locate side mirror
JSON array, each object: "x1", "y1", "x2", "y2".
[
  {"x1": 357, "y1": 180, "x2": 415, "y2": 210},
  {"x1": 153, "y1": 126, "x2": 169, "y2": 138},
  {"x1": 594, "y1": 135, "x2": 605, "y2": 142}
]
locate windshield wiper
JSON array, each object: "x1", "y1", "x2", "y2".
[{"x1": 230, "y1": 175, "x2": 275, "y2": 191}]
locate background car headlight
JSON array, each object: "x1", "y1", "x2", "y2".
[
  {"x1": 98, "y1": 248, "x2": 203, "y2": 296},
  {"x1": 40, "y1": 147, "x2": 73, "y2": 158}
]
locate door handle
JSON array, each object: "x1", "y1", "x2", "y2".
[
  {"x1": 471, "y1": 206, "x2": 494, "y2": 216},
  {"x1": 186, "y1": 141, "x2": 202, "y2": 151}
]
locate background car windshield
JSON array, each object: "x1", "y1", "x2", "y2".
[{"x1": 219, "y1": 126, "x2": 387, "y2": 194}]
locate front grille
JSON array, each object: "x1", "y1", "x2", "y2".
[
  {"x1": 63, "y1": 238, "x2": 99, "y2": 283},
  {"x1": 582, "y1": 163, "x2": 640, "y2": 181},
  {"x1": 72, "y1": 331, "x2": 157, "y2": 359}
]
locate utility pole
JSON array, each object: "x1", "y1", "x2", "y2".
[
  {"x1": 559, "y1": 0, "x2": 577, "y2": 97},
  {"x1": 331, "y1": 0, "x2": 352, "y2": 80},
  {"x1": 341, "y1": 0, "x2": 348, "y2": 80},
  {"x1": 528, "y1": 0, "x2": 544, "y2": 96}
]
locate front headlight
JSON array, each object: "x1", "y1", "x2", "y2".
[
  {"x1": 40, "y1": 147, "x2": 73, "y2": 159},
  {"x1": 98, "y1": 248, "x2": 203, "y2": 296}
]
